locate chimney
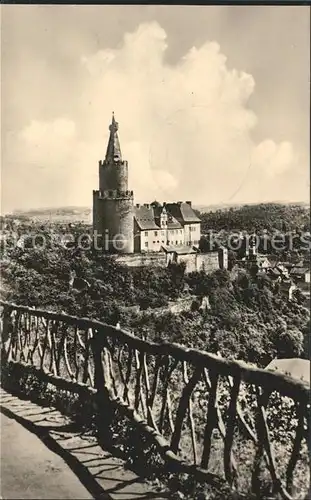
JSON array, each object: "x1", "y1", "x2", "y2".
[
  {"x1": 186, "y1": 201, "x2": 192, "y2": 207},
  {"x1": 144, "y1": 203, "x2": 150, "y2": 209},
  {"x1": 177, "y1": 201, "x2": 182, "y2": 206},
  {"x1": 136, "y1": 203, "x2": 140, "y2": 208}
]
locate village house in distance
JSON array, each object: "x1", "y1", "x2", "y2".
[{"x1": 93, "y1": 113, "x2": 227, "y2": 273}]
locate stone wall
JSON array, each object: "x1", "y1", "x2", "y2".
[
  {"x1": 115, "y1": 250, "x2": 225, "y2": 274},
  {"x1": 197, "y1": 252, "x2": 220, "y2": 272},
  {"x1": 115, "y1": 252, "x2": 167, "y2": 268},
  {"x1": 176, "y1": 252, "x2": 220, "y2": 274},
  {"x1": 115, "y1": 250, "x2": 223, "y2": 273},
  {"x1": 119, "y1": 296, "x2": 194, "y2": 317}
]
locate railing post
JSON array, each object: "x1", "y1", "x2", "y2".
[
  {"x1": 90, "y1": 330, "x2": 114, "y2": 448},
  {"x1": 1, "y1": 305, "x2": 13, "y2": 364}
]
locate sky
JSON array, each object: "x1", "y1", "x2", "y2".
[{"x1": 1, "y1": 5, "x2": 310, "y2": 213}]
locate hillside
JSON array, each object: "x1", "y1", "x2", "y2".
[
  {"x1": 10, "y1": 207, "x2": 92, "y2": 223},
  {"x1": 194, "y1": 201, "x2": 309, "y2": 213},
  {"x1": 7, "y1": 202, "x2": 309, "y2": 230},
  {"x1": 1, "y1": 219, "x2": 309, "y2": 368},
  {"x1": 197, "y1": 202, "x2": 310, "y2": 233}
]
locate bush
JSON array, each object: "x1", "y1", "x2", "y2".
[{"x1": 271, "y1": 328, "x2": 304, "y2": 358}]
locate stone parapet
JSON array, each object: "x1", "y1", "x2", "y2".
[{"x1": 93, "y1": 189, "x2": 134, "y2": 200}]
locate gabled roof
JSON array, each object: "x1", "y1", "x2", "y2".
[
  {"x1": 267, "y1": 268, "x2": 282, "y2": 278},
  {"x1": 257, "y1": 255, "x2": 272, "y2": 266},
  {"x1": 134, "y1": 205, "x2": 182, "y2": 230},
  {"x1": 290, "y1": 267, "x2": 309, "y2": 275},
  {"x1": 134, "y1": 206, "x2": 159, "y2": 230},
  {"x1": 152, "y1": 204, "x2": 182, "y2": 229},
  {"x1": 165, "y1": 202, "x2": 201, "y2": 224},
  {"x1": 167, "y1": 214, "x2": 182, "y2": 229}
]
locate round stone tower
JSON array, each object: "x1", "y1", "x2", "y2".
[{"x1": 93, "y1": 113, "x2": 134, "y2": 253}]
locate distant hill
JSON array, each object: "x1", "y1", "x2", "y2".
[
  {"x1": 196, "y1": 202, "x2": 310, "y2": 233},
  {"x1": 11, "y1": 206, "x2": 92, "y2": 222},
  {"x1": 194, "y1": 201, "x2": 309, "y2": 213},
  {"x1": 7, "y1": 201, "x2": 309, "y2": 227}
]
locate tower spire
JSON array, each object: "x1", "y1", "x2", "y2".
[{"x1": 105, "y1": 112, "x2": 122, "y2": 162}]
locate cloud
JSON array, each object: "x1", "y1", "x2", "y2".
[
  {"x1": 251, "y1": 140, "x2": 296, "y2": 178},
  {"x1": 2, "y1": 21, "x2": 308, "y2": 212}
]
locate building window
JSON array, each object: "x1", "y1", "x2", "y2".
[
  {"x1": 180, "y1": 240, "x2": 182, "y2": 244},
  {"x1": 167, "y1": 240, "x2": 170, "y2": 245},
  {"x1": 145, "y1": 242, "x2": 148, "y2": 248},
  {"x1": 161, "y1": 231, "x2": 165, "y2": 236},
  {"x1": 145, "y1": 232, "x2": 148, "y2": 236},
  {"x1": 157, "y1": 240, "x2": 159, "y2": 243},
  {"x1": 175, "y1": 240, "x2": 178, "y2": 245},
  {"x1": 162, "y1": 241, "x2": 165, "y2": 244},
  {"x1": 180, "y1": 229, "x2": 182, "y2": 234},
  {"x1": 154, "y1": 231, "x2": 158, "y2": 236}
]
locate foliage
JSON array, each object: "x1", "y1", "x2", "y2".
[
  {"x1": 1, "y1": 218, "x2": 309, "y2": 366},
  {"x1": 198, "y1": 203, "x2": 309, "y2": 233},
  {"x1": 198, "y1": 203, "x2": 310, "y2": 265}
]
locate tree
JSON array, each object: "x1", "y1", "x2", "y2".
[
  {"x1": 292, "y1": 288, "x2": 306, "y2": 305},
  {"x1": 272, "y1": 327, "x2": 304, "y2": 358}
]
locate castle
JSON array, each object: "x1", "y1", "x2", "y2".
[{"x1": 93, "y1": 114, "x2": 201, "y2": 254}]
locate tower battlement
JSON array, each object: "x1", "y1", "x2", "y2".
[
  {"x1": 94, "y1": 189, "x2": 134, "y2": 199},
  {"x1": 99, "y1": 159, "x2": 128, "y2": 168}
]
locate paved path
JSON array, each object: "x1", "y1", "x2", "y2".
[
  {"x1": 0, "y1": 388, "x2": 168, "y2": 499},
  {"x1": 1, "y1": 412, "x2": 92, "y2": 499}
]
